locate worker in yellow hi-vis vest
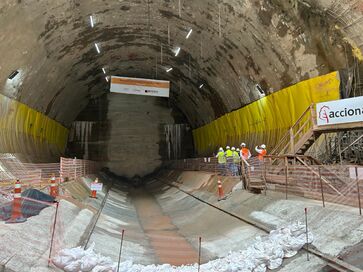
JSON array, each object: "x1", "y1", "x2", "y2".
[
  {"x1": 225, "y1": 146, "x2": 233, "y2": 176},
  {"x1": 232, "y1": 147, "x2": 240, "y2": 176},
  {"x1": 215, "y1": 147, "x2": 226, "y2": 175}
]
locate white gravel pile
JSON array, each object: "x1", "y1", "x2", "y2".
[{"x1": 53, "y1": 222, "x2": 313, "y2": 272}]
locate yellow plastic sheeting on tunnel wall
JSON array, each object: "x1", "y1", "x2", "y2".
[
  {"x1": 0, "y1": 94, "x2": 69, "y2": 159},
  {"x1": 193, "y1": 72, "x2": 340, "y2": 155}
]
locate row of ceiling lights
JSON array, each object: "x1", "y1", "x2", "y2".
[
  {"x1": 89, "y1": 16, "x2": 109, "y2": 83},
  {"x1": 89, "y1": 15, "x2": 204, "y2": 89}
]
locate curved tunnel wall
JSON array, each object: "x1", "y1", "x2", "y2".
[
  {"x1": 0, "y1": 93, "x2": 68, "y2": 162},
  {"x1": 193, "y1": 72, "x2": 340, "y2": 155},
  {"x1": 1, "y1": 1, "x2": 363, "y2": 169}
]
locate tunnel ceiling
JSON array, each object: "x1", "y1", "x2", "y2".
[{"x1": 1, "y1": 0, "x2": 362, "y2": 128}]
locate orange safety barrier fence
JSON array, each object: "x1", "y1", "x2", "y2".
[
  {"x1": 0, "y1": 154, "x2": 100, "y2": 196},
  {"x1": 167, "y1": 157, "x2": 363, "y2": 214}
]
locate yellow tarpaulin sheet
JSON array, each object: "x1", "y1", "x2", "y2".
[
  {"x1": 193, "y1": 71, "x2": 340, "y2": 155},
  {"x1": 0, "y1": 94, "x2": 69, "y2": 158}
]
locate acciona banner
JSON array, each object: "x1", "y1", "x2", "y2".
[
  {"x1": 110, "y1": 76, "x2": 170, "y2": 98},
  {"x1": 316, "y1": 96, "x2": 363, "y2": 126}
]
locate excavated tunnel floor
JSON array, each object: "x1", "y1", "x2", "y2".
[
  {"x1": 1, "y1": 171, "x2": 363, "y2": 271},
  {"x1": 82, "y1": 170, "x2": 363, "y2": 271}
]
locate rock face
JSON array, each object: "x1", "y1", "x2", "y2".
[
  {"x1": 104, "y1": 93, "x2": 174, "y2": 178},
  {"x1": 67, "y1": 93, "x2": 178, "y2": 178}
]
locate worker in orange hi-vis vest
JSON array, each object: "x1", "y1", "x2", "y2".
[
  {"x1": 240, "y1": 143, "x2": 251, "y2": 161},
  {"x1": 255, "y1": 144, "x2": 267, "y2": 161}
]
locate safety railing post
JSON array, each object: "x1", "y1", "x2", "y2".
[
  {"x1": 48, "y1": 202, "x2": 59, "y2": 267},
  {"x1": 318, "y1": 166, "x2": 325, "y2": 208},
  {"x1": 289, "y1": 128, "x2": 295, "y2": 154},
  {"x1": 60, "y1": 157, "x2": 63, "y2": 183},
  {"x1": 355, "y1": 167, "x2": 362, "y2": 216},
  {"x1": 241, "y1": 159, "x2": 245, "y2": 190},
  {"x1": 117, "y1": 229, "x2": 125, "y2": 272},
  {"x1": 198, "y1": 236, "x2": 202, "y2": 272},
  {"x1": 73, "y1": 157, "x2": 77, "y2": 180},
  {"x1": 263, "y1": 160, "x2": 267, "y2": 195},
  {"x1": 285, "y1": 157, "x2": 288, "y2": 200}
]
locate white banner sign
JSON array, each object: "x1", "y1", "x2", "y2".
[
  {"x1": 91, "y1": 183, "x2": 103, "y2": 191},
  {"x1": 316, "y1": 96, "x2": 363, "y2": 126},
  {"x1": 110, "y1": 76, "x2": 170, "y2": 97}
]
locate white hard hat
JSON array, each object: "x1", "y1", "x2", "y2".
[
  {"x1": 236, "y1": 148, "x2": 240, "y2": 151},
  {"x1": 261, "y1": 144, "x2": 266, "y2": 149},
  {"x1": 231, "y1": 147, "x2": 236, "y2": 151},
  {"x1": 241, "y1": 143, "x2": 246, "y2": 147},
  {"x1": 226, "y1": 146, "x2": 230, "y2": 149},
  {"x1": 219, "y1": 147, "x2": 223, "y2": 151}
]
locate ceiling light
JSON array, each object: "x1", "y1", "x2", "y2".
[
  {"x1": 90, "y1": 16, "x2": 94, "y2": 28},
  {"x1": 102, "y1": 67, "x2": 106, "y2": 74},
  {"x1": 95, "y1": 43, "x2": 100, "y2": 54},
  {"x1": 8, "y1": 70, "x2": 19, "y2": 80},
  {"x1": 256, "y1": 84, "x2": 265, "y2": 96},
  {"x1": 175, "y1": 47, "x2": 181, "y2": 57},
  {"x1": 186, "y1": 29, "x2": 193, "y2": 39},
  {"x1": 166, "y1": 67, "x2": 173, "y2": 73},
  {"x1": 199, "y1": 84, "x2": 204, "y2": 89}
]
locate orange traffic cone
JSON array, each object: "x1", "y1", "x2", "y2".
[
  {"x1": 49, "y1": 174, "x2": 58, "y2": 198},
  {"x1": 217, "y1": 179, "x2": 225, "y2": 201},
  {"x1": 90, "y1": 178, "x2": 98, "y2": 198},
  {"x1": 6, "y1": 180, "x2": 26, "y2": 224}
]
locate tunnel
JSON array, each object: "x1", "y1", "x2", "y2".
[{"x1": 1, "y1": 1, "x2": 363, "y2": 271}]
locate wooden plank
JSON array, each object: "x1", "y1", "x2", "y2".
[{"x1": 313, "y1": 121, "x2": 363, "y2": 133}]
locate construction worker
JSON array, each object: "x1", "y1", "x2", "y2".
[
  {"x1": 255, "y1": 144, "x2": 267, "y2": 162},
  {"x1": 215, "y1": 147, "x2": 226, "y2": 175},
  {"x1": 225, "y1": 146, "x2": 233, "y2": 175},
  {"x1": 239, "y1": 143, "x2": 251, "y2": 186},
  {"x1": 232, "y1": 147, "x2": 240, "y2": 176},
  {"x1": 240, "y1": 143, "x2": 251, "y2": 161}
]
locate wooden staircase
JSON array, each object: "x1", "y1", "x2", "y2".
[{"x1": 271, "y1": 104, "x2": 318, "y2": 156}]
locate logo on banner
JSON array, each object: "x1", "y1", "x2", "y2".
[
  {"x1": 318, "y1": 106, "x2": 330, "y2": 124},
  {"x1": 316, "y1": 96, "x2": 363, "y2": 126}
]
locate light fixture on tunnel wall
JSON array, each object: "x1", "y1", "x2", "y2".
[
  {"x1": 8, "y1": 70, "x2": 19, "y2": 80},
  {"x1": 255, "y1": 84, "x2": 265, "y2": 96},
  {"x1": 186, "y1": 29, "x2": 193, "y2": 39},
  {"x1": 166, "y1": 67, "x2": 173, "y2": 73},
  {"x1": 94, "y1": 43, "x2": 101, "y2": 54},
  {"x1": 175, "y1": 47, "x2": 181, "y2": 57},
  {"x1": 102, "y1": 67, "x2": 106, "y2": 74},
  {"x1": 89, "y1": 16, "x2": 95, "y2": 28},
  {"x1": 105, "y1": 76, "x2": 109, "y2": 82}
]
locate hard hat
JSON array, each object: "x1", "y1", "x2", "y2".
[
  {"x1": 219, "y1": 147, "x2": 223, "y2": 151},
  {"x1": 261, "y1": 144, "x2": 266, "y2": 149},
  {"x1": 226, "y1": 146, "x2": 230, "y2": 149},
  {"x1": 236, "y1": 148, "x2": 240, "y2": 151},
  {"x1": 241, "y1": 143, "x2": 246, "y2": 147},
  {"x1": 231, "y1": 147, "x2": 236, "y2": 151}
]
